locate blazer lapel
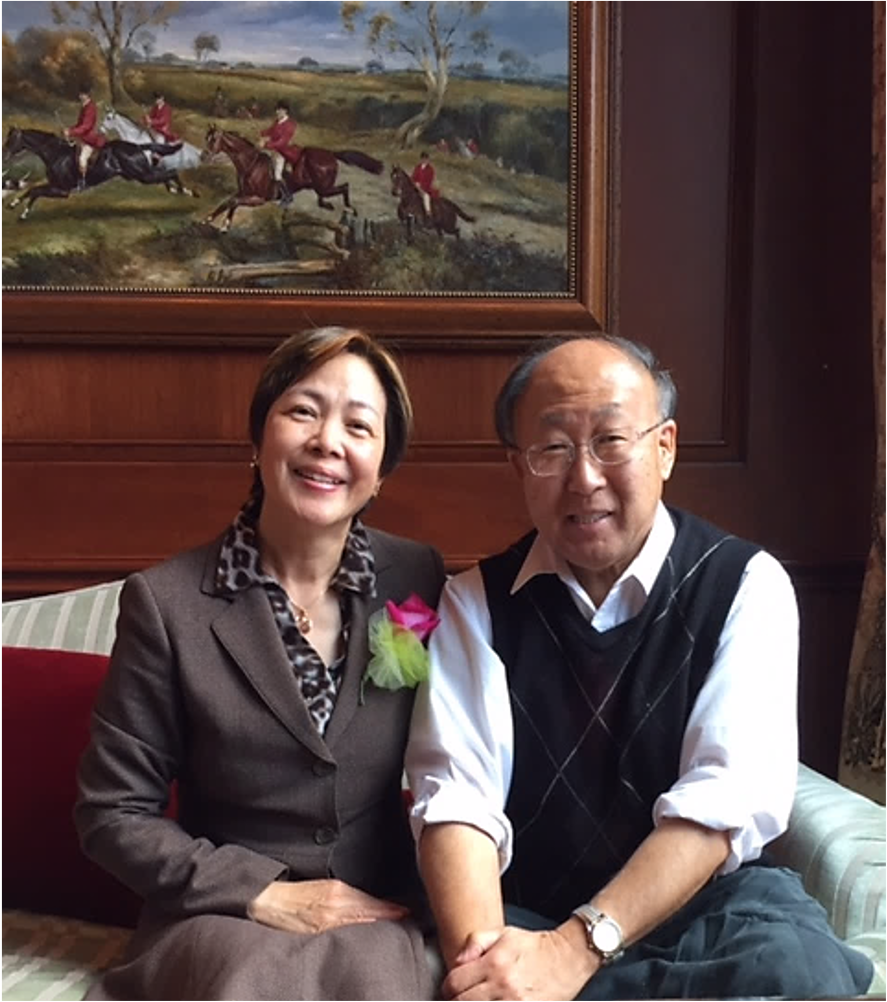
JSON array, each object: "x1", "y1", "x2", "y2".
[
  {"x1": 211, "y1": 587, "x2": 332, "y2": 763},
  {"x1": 323, "y1": 594, "x2": 372, "y2": 750},
  {"x1": 324, "y1": 532, "x2": 396, "y2": 751}
]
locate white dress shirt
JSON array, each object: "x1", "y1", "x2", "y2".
[{"x1": 407, "y1": 502, "x2": 799, "y2": 878}]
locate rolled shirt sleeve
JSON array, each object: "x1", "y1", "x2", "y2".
[
  {"x1": 406, "y1": 566, "x2": 515, "y2": 871},
  {"x1": 653, "y1": 549, "x2": 799, "y2": 872}
]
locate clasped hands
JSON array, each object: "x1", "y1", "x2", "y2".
[
  {"x1": 247, "y1": 880, "x2": 597, "y2": 999},
  {"x1": 247, "y1": 878, "x2": 408, "y2": 935},
  {"x1": 442, "y1": 918, "x2": 599, "y2": 1002}
]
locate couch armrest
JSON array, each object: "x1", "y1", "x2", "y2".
[
  {"x1": 2, "y1": 580, "x2": 122, "y2": 655},
  {"x1": 769, "y1": 763, "x2": 885, "y2": 942}
]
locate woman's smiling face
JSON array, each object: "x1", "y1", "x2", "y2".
[{"x1": 256, "y1": 352, "x2": 387, "y2": 534}]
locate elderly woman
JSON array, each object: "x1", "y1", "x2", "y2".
[{"x1": 75, "y1": 328, "x2": 446, "y2": 1000}]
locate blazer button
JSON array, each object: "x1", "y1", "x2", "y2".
[
  {"x1": 314, "y1": 826, "x2": 337, "y2": 846},
  {"x1": 312, "y1": 760, "x2": 335, "y2": 778}
]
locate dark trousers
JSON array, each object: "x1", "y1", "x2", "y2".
[{"x1": 507, "y1": 863, "x2": 873, "y2": 999}]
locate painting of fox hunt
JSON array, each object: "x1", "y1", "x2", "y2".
[{"x1": 2, "y1": 1, "x2": 576, "y2": 295}]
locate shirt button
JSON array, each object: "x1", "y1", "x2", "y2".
[
  {"x1": 314, "y1": 826, "x2": 337, "y2": 846},
  {"x1": 312, "y1": 760, "x2": 335, "y2": 778}
]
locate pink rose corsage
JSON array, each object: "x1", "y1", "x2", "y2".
[{"x1": 361, "y1": 593, "x2": 441, "y2": 700}]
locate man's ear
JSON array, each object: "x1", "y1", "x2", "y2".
[{"x1": 658, "y1": 420, "x2": 678, "y2": 481}]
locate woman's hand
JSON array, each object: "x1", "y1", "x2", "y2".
[{"x1": 247, "y1": 878, "x2": 410, "y2": 935}]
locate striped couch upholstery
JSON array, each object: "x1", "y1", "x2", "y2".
[
  {"x1": 3, "y1": 581, "x2": 885, "y2": 1000},
  {"x1": 769, "y1": 763, "x2": 886, "y2": 987},
  {"x1": 2, "y1": 581, "x2": 121, "y2": 656}
]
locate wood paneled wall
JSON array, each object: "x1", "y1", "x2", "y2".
[{"x1": 3, "y1": 3, "x2": 875, "y2": 776}]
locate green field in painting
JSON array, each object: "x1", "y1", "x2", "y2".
[{"x1": 2, "y1": 64, "x2": 570, "y2": 293}]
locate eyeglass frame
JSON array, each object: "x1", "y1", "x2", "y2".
[{"x1": 521, "y1": 418, "x2": 672, "y2": 477}]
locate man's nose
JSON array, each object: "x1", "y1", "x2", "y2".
[{"x1": 566, "y1": 445, "x2": 607, "y2": 491}]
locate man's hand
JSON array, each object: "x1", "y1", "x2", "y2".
[
  {"x1": 442, "y1": 920, "x2": 598, "y2": 1001},
  {"x1": 247, "y1": 878, "x2": 409, "y2": 935}
]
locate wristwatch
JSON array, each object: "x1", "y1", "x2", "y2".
[{"x1": 571, "y1": 903, "x2": 624, "y2": 965}]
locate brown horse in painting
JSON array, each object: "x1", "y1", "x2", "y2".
[
  {"x1": 202, "y1": 125, "x2": 383, "y2": 231},
  {"x1": 390, "y1": 164, "x2": 476, "y2": 242}
]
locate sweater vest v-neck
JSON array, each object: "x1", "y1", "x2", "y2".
[{"x1": 480, "y1": 507, "x2": 760, "y2": 920}]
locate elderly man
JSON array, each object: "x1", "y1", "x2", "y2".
[{"x1": 407, "y1": 334, "x2": 872, "y2": 1000}]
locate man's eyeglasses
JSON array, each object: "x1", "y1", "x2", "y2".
[{"x1": 522, "y1": 419, "x2": 669, "y2": 477}]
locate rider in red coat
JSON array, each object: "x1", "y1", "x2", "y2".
[
  {"x1": 410, "y1": 151, "x2": 439, "y2": 217},
  {"x1": 64, "y1": 83, "x2": 106, "y2": 189},
  {"x1": 144, "y1": 91, "x2": 179, "y2": 143},
  {"x1": 260, "y1": 101, "x2": 300, "y2": 203}
]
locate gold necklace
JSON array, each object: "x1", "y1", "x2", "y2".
[
  {"x1": 292, "y1": 604, "x2": 313, "y2": 635},
  {"x1": 290, "y1": 587, "x2": 332, "y2": 635}
]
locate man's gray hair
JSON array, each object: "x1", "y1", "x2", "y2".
[{"x1": 493, "y1": 333, "x2": 678, "y2": 449}]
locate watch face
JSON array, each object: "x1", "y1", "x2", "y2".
[{"x1": 592, "y1": 918, "x2": 622, "y2": 955}]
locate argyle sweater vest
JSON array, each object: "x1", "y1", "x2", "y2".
[{"x1": 480, "y1": 507, "x2": 760, "y2": 920}]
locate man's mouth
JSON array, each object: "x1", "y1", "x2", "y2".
[{"x1": 568, "y1": 511, "x2": 610, "y2": 525}]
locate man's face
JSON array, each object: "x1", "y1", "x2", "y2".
[{"x1": 510, "y1": 340, "x2": 676, "y2": 606}]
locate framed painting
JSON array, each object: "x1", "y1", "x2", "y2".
[{"x1": 2, "y1": 1, "x2": 613, "y2": 346}]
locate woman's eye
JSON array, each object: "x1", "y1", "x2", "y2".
[
  {"x1": 288, "y1": 404, "x2": 315, "y2": 419},
  {"x1": 349, "y1": 421, "x2": 373, "y2": 435}
]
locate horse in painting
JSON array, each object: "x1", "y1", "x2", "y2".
[
  {"x1": 3, "y1": 126, "x2": 187, "y2": 219},
  {"x1": 201, "y1": 125, "x2": 383, "y2": 231},
  {"x1": 390, "y1": 165, "x2": 475, "y2": 241},
  {"x1": 101, "y1": 109, "x2": 202, "y2": 196}
]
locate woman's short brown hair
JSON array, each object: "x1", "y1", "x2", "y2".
[{"x1": 249, "y1": 327, "x2": 413, "y2": 490}]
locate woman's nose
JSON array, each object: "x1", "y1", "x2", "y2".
[{"x1": 310, "y1": 418, "x2": 344, "y2": 455}]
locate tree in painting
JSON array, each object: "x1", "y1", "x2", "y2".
[
  {"x1": 193, "y1": 31, "x2": 220, "y2": 64},
  {"x1": 136, "y1": 28, "x2": 156, "y2": 62},
  {"x1": 50, "y1": 1, "x2": 181, "y2": 104},
  {"x1": 342, "y1": 0, "x2": 492, "y2": 148}
]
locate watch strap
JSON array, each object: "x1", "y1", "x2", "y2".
[{"x1": 572, "y1": 903, "x2": 625, "y2": 965}]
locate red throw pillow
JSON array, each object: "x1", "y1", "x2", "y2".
[{"x1": 2, "y1": 646, "x2": 141, "y2": 927}]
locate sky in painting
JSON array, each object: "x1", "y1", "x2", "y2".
[{"x1": 1, "y1": 1, "x2": 570, "y2": 75}]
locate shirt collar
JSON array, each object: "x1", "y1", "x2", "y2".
[
  {"x1": 511, "y1": 501, "x2": 676, "y2": 615},
  {"x1": 214, "y1": 498, "x2": 377, "y2": 599}
]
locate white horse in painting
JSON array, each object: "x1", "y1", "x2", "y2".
[{"x1": 100, "y1": 108, "x2": 202, "y2": 196}]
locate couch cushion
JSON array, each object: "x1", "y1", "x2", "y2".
[
  {"x1": 2, "y1": 647, "x2": 140, "y2": 928},
  {"x1": 1, "y1": 909, "x2": 131, "y2": 1001}
]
